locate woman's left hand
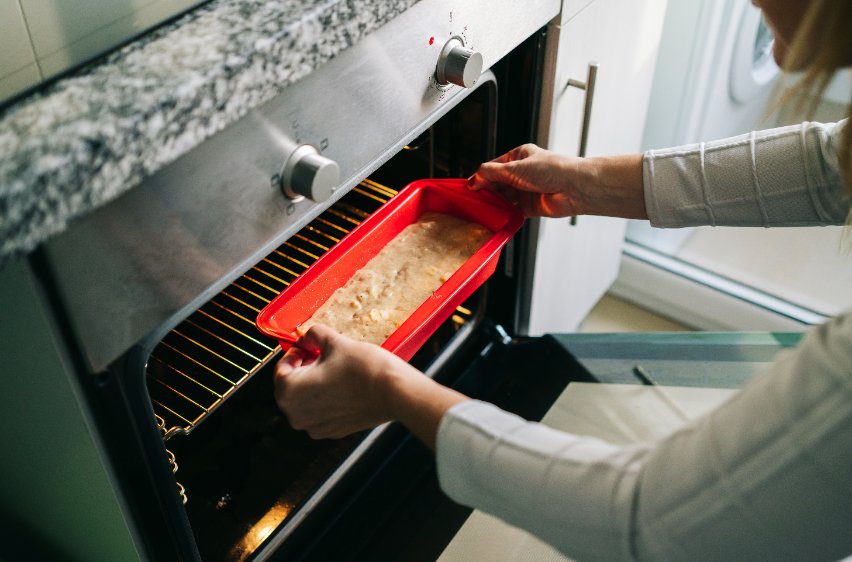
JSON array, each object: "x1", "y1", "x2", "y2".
[
  {"x1": 274, "y1": 324, "x2": 419, "y2": 439},
  {"x1": 274, "y1": 324, "x2": 470, "y2": 447}
]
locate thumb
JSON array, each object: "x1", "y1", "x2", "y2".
[
  {"x1": 298, "y1": 324, "x2": 341, "y2": 355},
  {"x1": 278, "y1": 352, "x2": 299, "y2": 373},
  {"x1": 467, "y1": 161, "x2": 515, "y2": 191},
  {"x1": 275, "y1": 346, "x2": 306, "y2": 378},
  {"x1": 469, "y1": 145, "x2": 540, "y2": 191}
]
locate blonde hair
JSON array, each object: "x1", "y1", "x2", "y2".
[{"x1": 782, "y1": 0, "x2": 852, "y2": 192}]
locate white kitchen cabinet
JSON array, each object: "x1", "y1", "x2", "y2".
[
  {"x1": 528, "y1": 0, "x2": 667, "y2": 334},
  {"x1": 561, "y1": 0, "x2": 596, "y2": 23}
]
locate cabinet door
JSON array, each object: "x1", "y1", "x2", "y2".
[{"x1": 528, "y1": 0, "x2": 667, "y2": 334}]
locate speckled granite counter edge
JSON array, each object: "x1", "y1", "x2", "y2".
[{"x1": 0, "y1": 0, "x2": 420, "y2": 268}]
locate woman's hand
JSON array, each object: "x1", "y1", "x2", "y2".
[
  {"x1": 468, "y1": 144, "x2": 648, "y2": 220},
  {"x1": 468, "y1": 144, "x2": 584, "y2": 217},
  {"x1": 274, "y1": 324, "x2": 469, "y2": 447},
  {"x1": 274, "y1": 324, "x2": 408, "y2": 439}
]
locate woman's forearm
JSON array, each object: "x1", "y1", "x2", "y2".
[
  {"x1": 382, "y1": 366, "x2": 469, "y2": 450},
  {"x1": 577, "y1": 154, "x2": 647, "y2": 219}
]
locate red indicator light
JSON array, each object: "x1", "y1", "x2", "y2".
[{"x1": 428, "y1": 36, "x2": 435, "y2": 45}]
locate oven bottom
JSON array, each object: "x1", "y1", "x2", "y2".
[
  {"x1": 164, "y1": 291, "x2": 482, "y2": 561},
  {"x1": 169, "y1": 361, "x2": 364, "y2": 560}
]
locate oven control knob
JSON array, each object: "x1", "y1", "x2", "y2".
[
  {"x1": 436, "y1": 37, "x2": 483, "y2": 88},
  {"x1": 280, "y1": 145, "x2": 340, "y2": 202}
]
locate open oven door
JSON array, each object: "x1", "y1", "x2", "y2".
[{"x1": 270, "y1": 325, "x2": 799, "y2": 562}]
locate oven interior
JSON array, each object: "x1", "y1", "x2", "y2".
[{"x1": 146, "y1": 82, "x2": 499, "y2": 560}]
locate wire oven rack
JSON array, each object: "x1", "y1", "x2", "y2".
[{"x1": 146, "y1": 180, "x2": 398, "y2": 438}]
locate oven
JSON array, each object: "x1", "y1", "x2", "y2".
[{"x1": 4, "y1": 1, "x2": 564, "y2": 560}]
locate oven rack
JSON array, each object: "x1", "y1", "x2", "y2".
[{"x1": 146, "y1": 180, "x2": 399, "y2": 438}]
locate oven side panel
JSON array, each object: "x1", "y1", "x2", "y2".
[{"x1": 0, "y1": 258, "x2": 140, "y2": 562}]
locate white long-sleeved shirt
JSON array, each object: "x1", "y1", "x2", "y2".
[{"x1": 436, "y1": 121, "x2": 852, "y2": 561}]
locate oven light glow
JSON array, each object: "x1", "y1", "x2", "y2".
[
  {"x1": 231, "y1": 502, "x2": 293, "y2": 561},
  {"x1": 256, "y1": 525, "x2": 275, "y2": 543}
]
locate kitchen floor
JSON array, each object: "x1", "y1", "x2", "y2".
[{"x1": 578, "y1": 293, "x2": 692, "y2": 333}]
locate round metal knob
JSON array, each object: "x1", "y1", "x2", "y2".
[
  {"x1": 280, "y1": 145, "x2": 340, "y2": 202},
  {"x1": 435, "y1": 37, "x2": 483, "y2": 88}
]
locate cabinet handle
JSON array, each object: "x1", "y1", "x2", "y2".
[
  {"x1": 561, "y1": 61, "x2": 599, "y2": 158},
  {"x1": 560, "y1": 62, "x2": 599, "y2": 225}
]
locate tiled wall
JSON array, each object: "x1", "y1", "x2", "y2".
[{"x1": 0, "y1": 0, "x2": 205, "y2": 104}]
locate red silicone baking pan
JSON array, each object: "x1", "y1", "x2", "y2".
[{"x1": 255, "y1": 178, "x2": 524, "y2": 361}]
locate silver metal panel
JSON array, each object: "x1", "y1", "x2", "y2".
[{"x1": 43, "y1": 0, "x2": 559, "y2": 373}]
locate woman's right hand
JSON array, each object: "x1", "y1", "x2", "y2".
[
  {"x1": 467, "y1": 144, "x2": 587, "y2": 218},
  {"x1": 468, "y1": 144, "x2": 648, "y2": 220}
]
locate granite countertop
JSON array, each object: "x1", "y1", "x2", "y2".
[{"x1": 0, "y1": 0, "x2": 419, "y2": 269}]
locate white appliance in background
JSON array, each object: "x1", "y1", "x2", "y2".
[
  {"x1": 628, "y1": 0, "x2": 780, "y2": 255},
  {"x1": 608, "y1": 0, "x2": 850, "y2": 331}
]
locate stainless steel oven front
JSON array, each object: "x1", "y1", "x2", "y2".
[{"x1": 17, "y1": 1, "x2": 561, "y2": 560}]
